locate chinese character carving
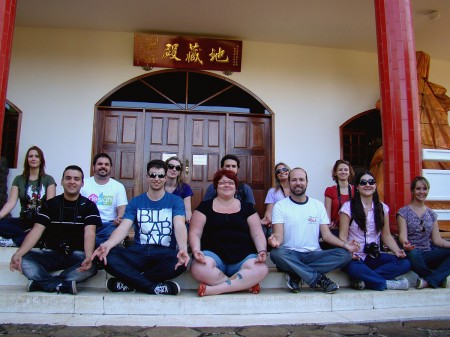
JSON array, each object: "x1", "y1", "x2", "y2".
[
  {"x1": 186, "y1": 42, "x2": 203, "y2": 65},
  {"x1": 209, "y1": 47, "x2": 229, "y2": 63},
  {"x1": 162, "y1": 43, "x2": 181, "y2": 61}
]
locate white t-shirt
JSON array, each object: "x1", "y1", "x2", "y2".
[
  {"x1": 272, "y1": 196, "x2": 329, "y2": 252},
  {"x1": 264, "y1": 187, "x2": 286, "y2": 204},
  {"x1": 81, "y1": 177, "x2": 128, "y2": 222}
]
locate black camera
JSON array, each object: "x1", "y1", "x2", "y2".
[
  {"x1": 364, "y1": 242, "x2": 380, "y2": 258},
  {"x1": 57, "y1": 240, "x2": 73, "y2": 256},
  {"x1": 22, "y1": 208, "x2": 36, "y2": 221}
]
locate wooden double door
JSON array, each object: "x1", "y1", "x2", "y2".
[{"x1": 94, "y1": 108, "x2": 272, "y2": 216}]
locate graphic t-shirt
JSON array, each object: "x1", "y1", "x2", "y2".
[
  {"x1": 12, "y1": 174, "x2": 56, "y2": 220},
  {"x1": 81, "y1": 177, "x2": 128, "y2": 222},
  {"x1": 123, "y1": 192, "x2": 185, "y2": 249}
]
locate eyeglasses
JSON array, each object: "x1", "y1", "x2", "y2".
[
  {"x1": 218, "y1": 181, "x2": 235, "y2": 186},
  {"x1": 148, "y1": 173, "x2": 166, "y2": 179},
  {"x1": 359, "y1": 179, "x2": 376, "y2": 186},
  {"x1": 167, "y1": 164, "x2": 182, "y2": 171},
  {"x1": 275, "y1": 167, "x2": 289, "y2": 174}
]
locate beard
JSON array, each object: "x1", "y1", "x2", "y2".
[{"x1": 290, "y1": 186, "x2": 306, "y2": 197}]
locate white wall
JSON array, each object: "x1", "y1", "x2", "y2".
[{"x1": 5, "y1": 27, "x2": 450, "y2": 215}]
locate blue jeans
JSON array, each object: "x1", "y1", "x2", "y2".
[
  {"x1": 0, "y1": 217, "x2": 29, "y2": 246},
  {"x1": 96, "y1": 221, "x2": 116, "y2": 247},
  {"x1": 270, "y1": 246, "x2": 352, "y2": 287},
  {"x1": 203, "y1": 250, "x2": 257, "y2": 277},
  {"x1": 406, "y1": 248, "x2": 450, "y2": 288},
  {"x1": 103, "y1": 244, "x2": 187, "y2": 293},
  {"x1": 343, "y1": 253, "x2": 411, "y2": 290},
  {"x1": 21, "y1": 249, "x2": 97, "y2": 292}
]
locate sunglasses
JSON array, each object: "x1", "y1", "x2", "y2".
[
  {"x1": 275, "y1": 167, "x2": 289, "y2": 174},
  {"x1": 148, "y1": 173, "x2": 166, "y2": 179},
  {"x1": 419, "y1": 219, "x2": 425, "y2": 233},
  {"x1": 359, "y1": 179, "x2": 376, "y2": 186},
  {"x1": 167, "y1": 164, "x2": 182, "y2": 171}
]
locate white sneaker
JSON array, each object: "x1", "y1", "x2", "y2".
[{"x1": 386, "y1": 277, "x2": 409, "y2": 290}]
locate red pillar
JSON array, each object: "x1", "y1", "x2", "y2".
[
  {"x1": 0, "y1": 0, "x2": 17, "y2": 150},
  {"x1": 374, "y1": 0, "x2": 422, "y2": 231}
]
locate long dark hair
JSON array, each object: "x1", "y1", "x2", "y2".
[
  {"x1": 350, "y1": 170, "x2": 384, "y2": 233},
  {"x1": 22, "y1": 146, "x2": 46, "y2": 179}
]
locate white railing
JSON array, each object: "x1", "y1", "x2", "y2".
[{"x1": 422, "y1": 149, "x2": 450, "y2": 221}]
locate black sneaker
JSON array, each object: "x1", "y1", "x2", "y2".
[
  {"x1": 26, "y1": 280, "x2": 41, "y2": 292},
  {"x1": 350, "y1": 278, "x2": 365, "y2": 290},
  {"x1": 56, "y1": 280, "x2": 77, "y2": 295},
  {"x1": 284, "y1": 272, "x2": 302, "y2": 293},
  {"x1": 106, "y1": 278, "x2": 135, "y2": 293},
  {"x1": 316, "y1": 274, "x2": 339, "y2": 294},
  {"x1": 153, "y1": 281, "x2": 180, "y2": 295}
]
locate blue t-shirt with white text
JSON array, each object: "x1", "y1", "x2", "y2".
[{"x1": 124, "y1": 192, "x2": 185, "y2": 249}]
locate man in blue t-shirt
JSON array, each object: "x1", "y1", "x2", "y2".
[
  {"x1": 91, "y1": 160, "x2": 190, "y2": 295},
  {"x1": 203, "y1": 154, "x2": 255, "y2": 205}
]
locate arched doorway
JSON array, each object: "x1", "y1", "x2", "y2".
[
  {"x1": 93, "y1": 70, "x2": 273, "y2": 216},
  {"x1": 340, "y1": 109, "x2": 382, "y2": 180}
]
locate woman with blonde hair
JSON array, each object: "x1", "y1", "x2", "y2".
[
  {"x1": 261, "y1": 162, "x2": 291, "y2": 234},
  {"x1": 164, "y1": 156, "x2": 193, "y2": 223},
  {"x1": 0, "y1": 146, "x2": 56, "y2": 246}
]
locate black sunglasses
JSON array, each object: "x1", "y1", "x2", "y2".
[
  {"x1": 148, "y1": 173, "x2": 166, "y2": 179},
  {"x1": 275, "y1": 167, "x2": 289, "y2": 174},
  {"x1": 359, "y1": 179, "x2": 376, "y2": 186},
  {"x1": 167, "y1": 163, "x2": 182, "y2": 171},
  {"x1": 419, "y1": 219, "x2": 425, "y2": 232}
]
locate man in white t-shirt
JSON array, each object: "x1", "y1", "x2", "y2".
[
  {"x1": 268, "y1": 167, "x2": 358, "y2": 294},
  {"x1": 81, "y1": 153, "x2": 128, "y2": 246}
]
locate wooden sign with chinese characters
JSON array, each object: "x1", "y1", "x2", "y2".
[{"x1": 134, "y1": 33, "x2": 242, "y2": 72}]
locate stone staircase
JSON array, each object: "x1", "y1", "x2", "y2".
[{"x1": 0, "y1": 247, "x2": 449, "y2": 327}]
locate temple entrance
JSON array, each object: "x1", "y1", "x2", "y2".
[{"x1": 93, "y1": 70, "x2": 273, "y2": 216}]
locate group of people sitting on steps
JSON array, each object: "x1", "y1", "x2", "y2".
[{"x1": 1, "y1": 147, "x2": 449, "y2": 295}]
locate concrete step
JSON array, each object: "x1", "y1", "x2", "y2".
[{"x1": 1, "y1": 285, "x2": 449, "y2": 316}]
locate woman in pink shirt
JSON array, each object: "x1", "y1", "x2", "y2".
[{"x1": 339, "y1": 170, "x2": 410, "y2": 291}]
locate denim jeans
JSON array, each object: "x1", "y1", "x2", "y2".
[
  {"x1": 270, "y1": 246, "x2": 352, "y2": 287},
  {"x1": 103, "y1": 244, "x2": 187, "y2": 293},
  {"x1": 203, "y1": 250, "x2": 257, "y2": 277},
  {"x1": 21, "y1": 249, "x2": 97, "y2": 292},
  {"x1": 343, "y1": 253, "x2": 411, "y2": 290},
  {"x1": 0, "y1": 218, "x2": 29, "y2": 246},
  {"x1": 96, "y1": 221, "x2": 116, "y2": 247},
  {"x1": 406, "y1": 248, "x2": 450, "y2": 288}
]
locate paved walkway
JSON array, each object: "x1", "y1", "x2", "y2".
[{"x1": 1, "y1": 320, "x2": 450, "y2": 336}]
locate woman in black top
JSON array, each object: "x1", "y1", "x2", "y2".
[{"x1": 189, "y1": 169, "x2": 268, "y2": 296}]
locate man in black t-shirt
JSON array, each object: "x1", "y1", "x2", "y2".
[{"x1": 10, "y1": 165, "x2": 102, "y2": 294}]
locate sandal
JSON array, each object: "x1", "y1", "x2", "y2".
[
  {"x1": 250, "y1": 283, "x2": 260, "y2": 294},
  {"x1": 198, "y1": 283, "x2": 207, "y2": 297}
]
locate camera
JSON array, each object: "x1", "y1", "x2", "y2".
[
  {"x1": 363, "y1": 242, "x2": 380, "y2": 259},
  {"x1": 22, "y1": 208, "x2": 35, "y2": 221},
  {"x1": 57, "y1": 240, "x2": 73, "y2": 256}
]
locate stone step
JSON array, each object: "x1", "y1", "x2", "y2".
[{"x1": 0, "y1": 285, "x2": 449, "y2": 316}]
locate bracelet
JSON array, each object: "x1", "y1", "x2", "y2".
[{"x1": 258, "y1": 250, "x2": 267, "y2": 254}]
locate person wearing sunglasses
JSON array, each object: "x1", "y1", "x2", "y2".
[
  {"x1": 397, "y1": 176, "x2": 450, "y2": 289},
  {"x1": 189, "y1": 169, "x2": 268, "y2": 297},
  {"x1": 164, "y1": 156, "x2": 193, "y2": 224},
  {"x1": 203, "y1": 154, "x2": 255, "y2": 205},
  {"x1": 91, "y1": 159, "x2": 189, "y2": 295},
  {"x1": 261, "y1": 162, "x2": 291, "y2": 236},
  {"x1": 339, "y1": 170, "x2": 411, "y2": 291},
  {"x1": 324, "y1": 159, "x2": 355, "y2": 237}
]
